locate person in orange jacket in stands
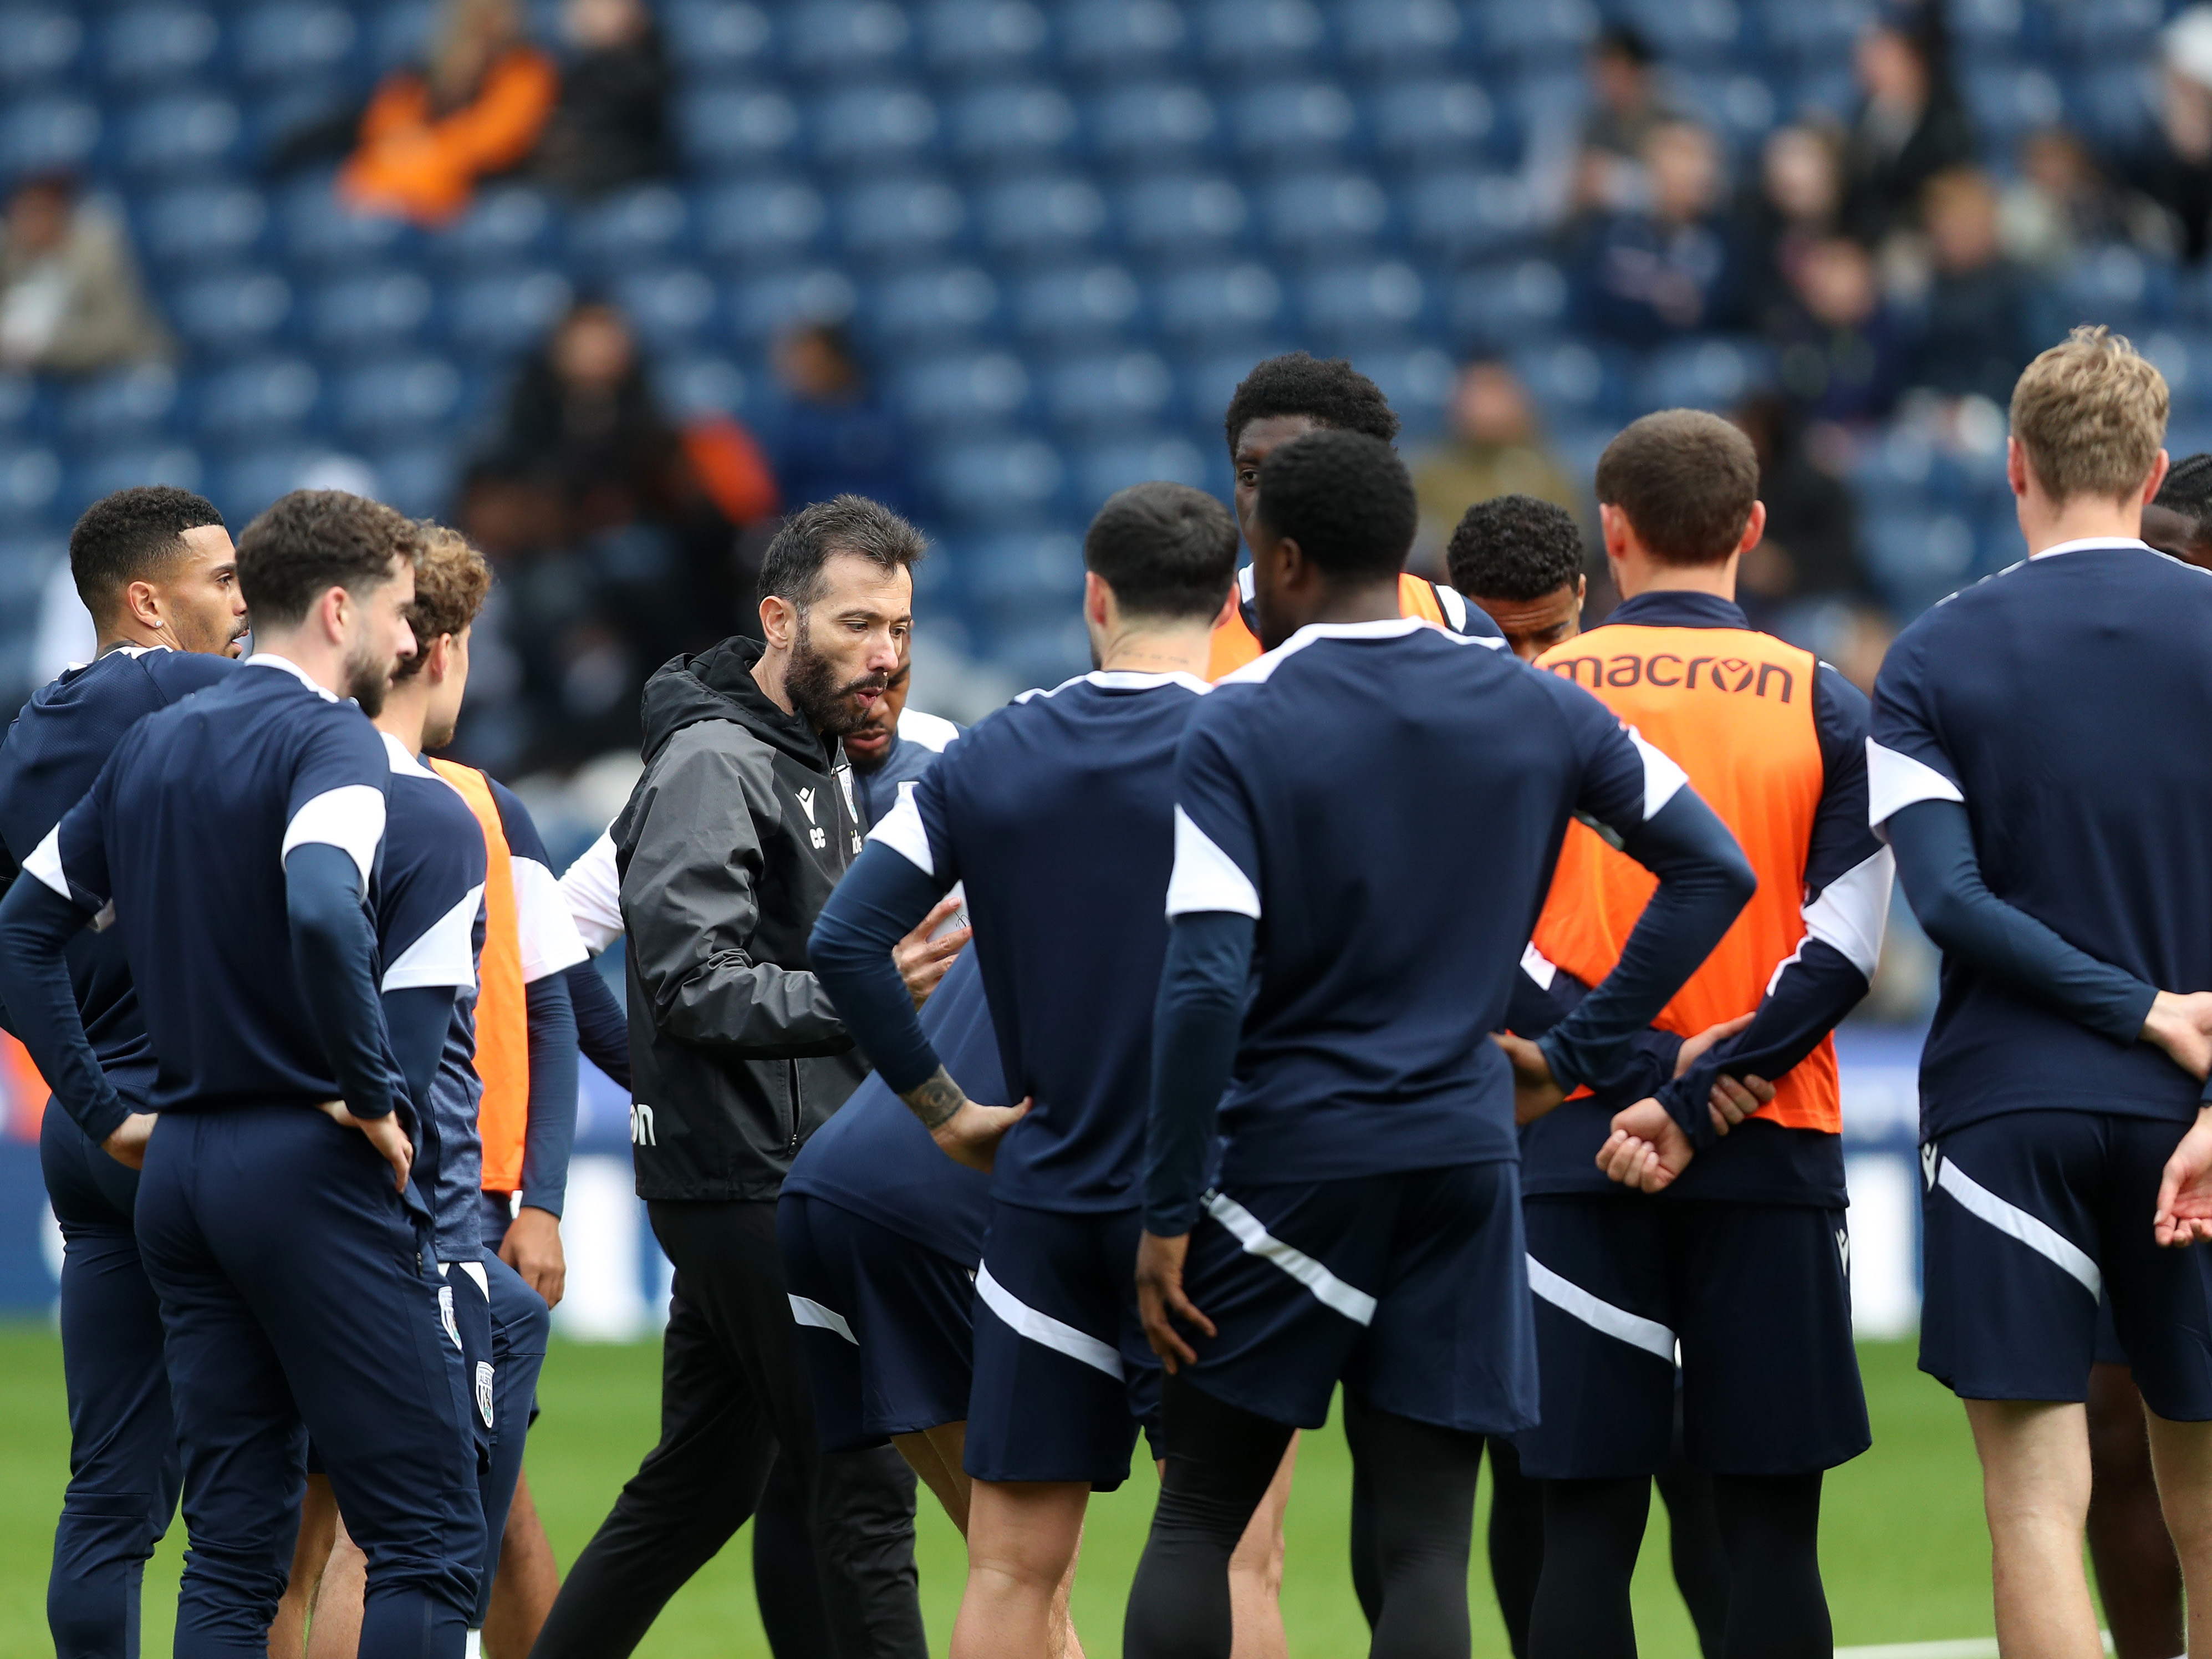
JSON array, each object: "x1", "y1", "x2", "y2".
[{"x1": 340, "y1": 0, "x2": 558, "y2": 227}]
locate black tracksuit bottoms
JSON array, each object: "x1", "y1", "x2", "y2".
[{"x1": 529, "y1": 1198, "x2": 925, "y2": 1659}]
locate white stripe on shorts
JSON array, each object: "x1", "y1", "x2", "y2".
[
  {"x1": 1934, "y1": 1155, "x2": 2102, "y2": 1299},
  {"x1": 975, "y1": 1263, "x2": 1124, "y2": 1379},
  {"x1": 1526, "y1": 1254, "x2": 1676, "y2": 1361},
  {"x1": 1202, "y1": 1190, "x2": 1378, "y2": 1327},
  {"x1": 788, "y1": 1294, "x2": 858, "y2": 1344}
]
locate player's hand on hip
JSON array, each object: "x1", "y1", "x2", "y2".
[
  {"x1": 320, "y1": 1100, "x2": 413, "y2": 1192},
  {"x1": 1135, "y1": 1229, "x2": 1215, "y2": 1373},
  {"x1": 2142, "y1": 990, "x2": 2212, "y2": 1081},
  {"x1": 1708, "y1": 1072, "x2": 1773, "y2": 1136},
  {"x1": 895, "y1": 896, "x2": 971, "y2": 1009},
  {"x1": 2155, "y1": 1107, "x2": 2212, "y2": 1246},
  {"x1": 501, "y1": 1205, "x2": 567, "y2": 1308},
  {"x1": 1492, "y1": 1032, "x2": 1566, "y2": 1124},
  {"x1": 100, "y1": 1111, "x2": 158, "y2": 1171},
  {"x1": 1675, "y1": 1012, "x2": 1754, "y2": 1076},
  {"x1": 930, "y1": 1097, "x2": 1031, "y2": 1173},
  {"x1": 1598, "y1": 1099, "x2": 1693, "y2": 1192}
]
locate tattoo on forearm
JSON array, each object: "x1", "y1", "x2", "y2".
[{"x1": 903, "y1": 1068, "x2": 965, "y2": 1132}]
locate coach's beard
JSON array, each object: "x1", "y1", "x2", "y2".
[
  {"x1": 786, "y1": 618, "x2": 890, "y2": 740},
  {"x1": 345, "y1": 635, "x2": 397, "y2": 719}
]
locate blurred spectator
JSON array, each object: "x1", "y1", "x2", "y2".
[
  {"x1": 1771, "y1": 236, "x2": 1908, "y2": 425},
  {"x1": 1739, "y1": 123, "x2": 1847, "y2": 335},
  {"x1": 1911, "y1": 168, "x2": 2041, "y2": 407},
  {"x1": 2000, "y1": 129, "x2": 2135, "y2": 271},
  {"x1": 2119, "y1": 7, "x2": 2212, "y2": 264},
  {"x1": 1838, "y1": 15, "x2": 1975, "y2": 248},
  {"x1": 1573, "y1": 121, "x2": 1740, "y2": 348},
  {"x1": 339, "y1": 0, "x2": 558, "y2": 226},
  {"x1": 0, "y1": 173, "x2": 172, "y2": 374},
  {"x1": 1571, "y1": 25, "x2": 1683, "y2": 218},
  {"x1": 763, "y1": 323, "x2": 920, "y2": 517},
  {"x1": 1732, "y1": 393, "x2": 1874, "y2": 625},
  {"x1": 532, "y1": 0, "x2": 673, "y2": 199},
  {"x1": 1408, "y1": 360, "x2": 1577, "y2": 573}
]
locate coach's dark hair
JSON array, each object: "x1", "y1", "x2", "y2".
[
  {"x1": 1224, "y1": 352, "x2": 1399, "y2": 455},
  {"x1": 758, "y1": 494, "x2": 926, "y2": 609},
  {"x1": 1084, "y1": 482, "x2": 1238, "y2": 623},
  {"x1": 235, "y1": 490, "x2": 422, "y2": 628},
  {"x1": 69, "y1": 486, "x2": 226, "y2": 626},
  {"x1": 2155, "y1": 452, "x2": 2212, "y2": 540},
  {"x1": 1446, "y1": 495, "x2": 1587, "y2": 602},
  {"x1": 1594, "y1": 409, "x2": 1760, "y2": 566},
  {"x1": 1254, "y1": 430, "x2": 1416, "y2": 585}
]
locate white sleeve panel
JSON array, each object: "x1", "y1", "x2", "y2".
[
  {"x1": 1801, "y1": 847, "x2": 1894, "y2": 980},
  {"x1": 1520, "y1": 941, "x2": 1559, "y2": 991},
  {"x1": 1866, "y1": 739, "x2": 1965, "y2": 832},
  {"x1": 512, "y1": 856, "x2": 592, "y2": 983},
  {"x1": 559, "y1": 830, "x2": 624, "y2": 955},
  {"x1": 1165, "y1": 805, "x2": 1262, "y2": 920},
  {"x1": 381, "y1": 884, "x2": 485, "y2": 992},
  {"x1": 282, "y1": 785, "x2": 386, "y2": 890},
  {"x1": 867, "y1": 783, "x2": 935, "y2": 876},
  {"x1": 22, "y1": 824, "x2": 70, "y2": 901},
  {"x1": 1624, "y1": 725, "x2": 1689, "y2": 822}
]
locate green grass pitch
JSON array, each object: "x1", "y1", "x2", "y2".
[{"x1": 0, "y1": 1329, "x2": 2009, "y2": 1657}]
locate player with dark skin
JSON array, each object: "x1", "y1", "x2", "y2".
[{"x1": 102, "y1": 521, "x2": 252, "y2": 661}]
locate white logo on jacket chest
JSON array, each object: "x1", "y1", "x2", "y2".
[{"x1": 796, "y1": 787, "x2": 828, "y2": 849}]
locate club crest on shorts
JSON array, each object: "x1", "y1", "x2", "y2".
[{"x1": 475, "y1": 1361, "x2": 495, "y2": 1428}]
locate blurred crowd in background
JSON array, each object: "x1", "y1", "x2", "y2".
[{"x1": 4, "y1": 0, "x2": 2210, "y2": 941}]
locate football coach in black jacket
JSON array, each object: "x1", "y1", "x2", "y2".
[{"x1": 533, "y1": 496, "x2": 965, "y2": 1659}]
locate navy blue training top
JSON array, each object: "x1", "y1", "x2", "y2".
[
  {"x1": 0, "y1": 647, "x2": 238, "y2": 1112},
  {"x1": 782, "y1": 945, "x2": 1001, "y2": 1263},
  {"x1": 1870, "y1": 538, "x2": 2212, "y2": 1134},
  {"x1": 1169, "y1": 618, "x2": 1677, "y2": 1187},
  {"x1": 29, "y1": 655, "x2": 402, "y2": 1114},
  {"x1": 868, "y1": 670, "x2": 1209, "y2": 1213}
]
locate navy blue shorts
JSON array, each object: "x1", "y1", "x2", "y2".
[
  {"x1": 1518, "y1": 1196, "x2": 1868, "y2": 1479},
  {"x1": 965, "y1": 1201, "x2": 1160, "y2": 1492},
  {"x1": 776, "y1": 1192, "x2": 976, "y2": 1452},
  {"x1": 1174, "y1": 1161, "x2": 1537, "y2": 1435},
  {"x1": 1921, "y1": 1111, "x2": 2212, "y2": 1418}
]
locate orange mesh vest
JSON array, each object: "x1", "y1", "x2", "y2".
[
  {"x1": 1206, "y1": 572, "x2": 1448, "y2": 679},
  {"x1": 1532, "y1": 624, "x2": 1840, "y2": 1133},
  {"x1": 427, "y1": 759, "x2": 532, "y2": 1192}
]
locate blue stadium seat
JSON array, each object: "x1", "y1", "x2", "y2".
[
  {"x1": 70, "y1": 445, "x2": 206, "y2": 507},
  {"x1": 1405, "y1": 168, "x2": 1537, "y2": 258},
  {"x1": 1119, "y1": 175, "x2": 1249, "y2": 252},
  {"x1": 0, "y1": 9, "x2": 85, "y2": 89},
  {"x1": 729, "y1": 266, "x2": 858, "y2": 344},
  {"x1": 1298, "y1": 261, "x2": 1428, "y2": 340},
  {"x1": 928, "y1": 437, "x2": 1066, "y2": 520},
  {"x1": 811, "y1": 85, "x2": 941, "y2": 166},
  {"x1": 60, "y1": 365, "x2": 180, "y2": 445},
  {"x1": 1632, "y1": 336, "x2": 1774, "y2": 411},
  {"x1": 279, "y1": 181, "x2": 415, "y2": 269},
  {"x1": 1945, "y1": 0, "x2": 2030, "y2": 49},
  {"x1": 991, "y1": 617, "x2": 1091, "y2": 690},
  {"x1": 430, "y1": 186, "x2": 559, "y2": 271},
  {"x1": 894, "y1": 350, "x2": 1033, "y2": 425},
  {"x1": 784, "y1": 0, "x2": 912, "y2": 77},
  {"x1": 610, "y1": 267, "x2": 720, "y2": 351},
  {"x1": 1334, "y1": 0, "x2": 1462, "y2": 70},
  {"x1": 947, "y1": 84, "x2": 1080, "y2": 167},
  {"x1": 1259, "y1": 170, "x2": 1390, "y2": 251},
  {"x1": 1072, "y1": 434, "x2": 1211, "y2": 507},
  {"x1": 170, "y1": 272, "x2": 294, "y2": 355},
  {"x1": 660, "y1": 0, "x2": 776, "y2": 77},
  {"x1": 975, "y1": 175, "x2": 1110, "y2": 260},
  {"x1": 101, "y1": 7, "x2": 221, "y2": 85},
  {"x1": 1059, "y1": 0, "x2": 1188, "y2": 75},
  {"x1": 329, "y1": 357, "x2": 465, "y2": 442},
  {"x1": 696, "y1": 179, "x2": 829, "y2": 263},
  {"x1": 677, "y1": 86, "x2": 802, "y2": 169},
  {"x1": 1449, "y1": 259, "x2": 1569, "y2": 344},
  {"x1": 1229, "y1": 82, "x2": 1358, "y2": 161},
  {"x1": 113, "y1": 94, "x2": 243, "y2": 180},
  {"x1": 0, "y1": 97, "x2": 100, "y2": 174},
  {"x1": 1515, "y1": 338, "x2": 1627, "y2": 423},
  {"x1": 0, "y1": 372, "x2": 41, "y2": 441},
  {"x1": 1961, "y1": 64, "x2": 2063, "y2": 151},
  {"x1": 1500, "y1": 70, "x2": 1588, "y2": 143},
  {"x1": 1470, "y1": 0, "x2": 1598, "y2": 64},
  {"x1": 369, "y1": 0, "x2": 437, "y2": 74},
  {"x1": 967, "y1": 529, "x2": 1085, "y2": 608},
  {"x1": 1010, "y1": 263, "x2": 1143, "y2": 338},
  {"x1": 1359, "y1": 344, "x2": 1459, "y2": 438},
  {"x1": 233, "y1": 3, "x2": 359, "y2": 85},
  {"x1": 195, "y1": 358, "x2": 322, "y2": 444},
  {"x1": 307, "y1": 271, "x2": 436, "y2": 359},
  {"x1": 1192, "y1": 0, "x2": 1327, "y2": 75},
  {"x1": 139, "y1": 183, "x2": 270, "y2": 271},
  {"x1": 0, "y1": 446, "x2": 63, "y2": 522},
  {"x1": 871, "y1": 266, "x2": 1001, "y2": 343},
  {"x1": 365, "y1": 446, "x2": 458, "y2": 517},
  {"x1": 2062, "y1": 243, "x2": 2174, "y2": 327},
  {"x1": 1613, "y1": 0, "x2": 1745, "y2": 63},
  {"x1": 1091, "y1": 84, "x2": 1219, "y2": 162},
  {"x1": 1369, "y1": 82, "x2": 1496, "y2": 165},
  {"x1": 442, "y1": 269, "x2": 574, "y2": 363},
  {"x1": 1154, "y1": 262, "x2": 1284, "y2": 339},
  {"x1": 2142, "y1": 330, "x2": 2212, "y2": 416},
  {"x1": 1679, "y1": 72, "x2": 1780, "y2": 143},
  {"x1": 2068, "y1": 64, "x2": 2153, "y2": 149},
  {"x1": 1043, "y1": 351, "x2": 1176, "y2": 430},
  {"x1": 1756, "y1": 0, "x2": 1872, "y2": 65},
  {"x1": 2050, "y1": 0, "x2": 2159, "y2": 57},
  {"x1": 569, "y1": 185, "x2": 694, "y2": 269},
  {"x1": 210, "y1": 446, "x2": 332, "y2": 526},
  {"x1": 920, "y1": 0, "x2": 1052, "y2": 77},
  {"x1": 841, "y1": 177, "x2": 968, "y2": 261},
  {"x1": 1180, "y1": 347, "x2": 1287, "y2": 428},
  {"x1": 662, "y1": 355, "x2": 753, "y2": 421}
]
